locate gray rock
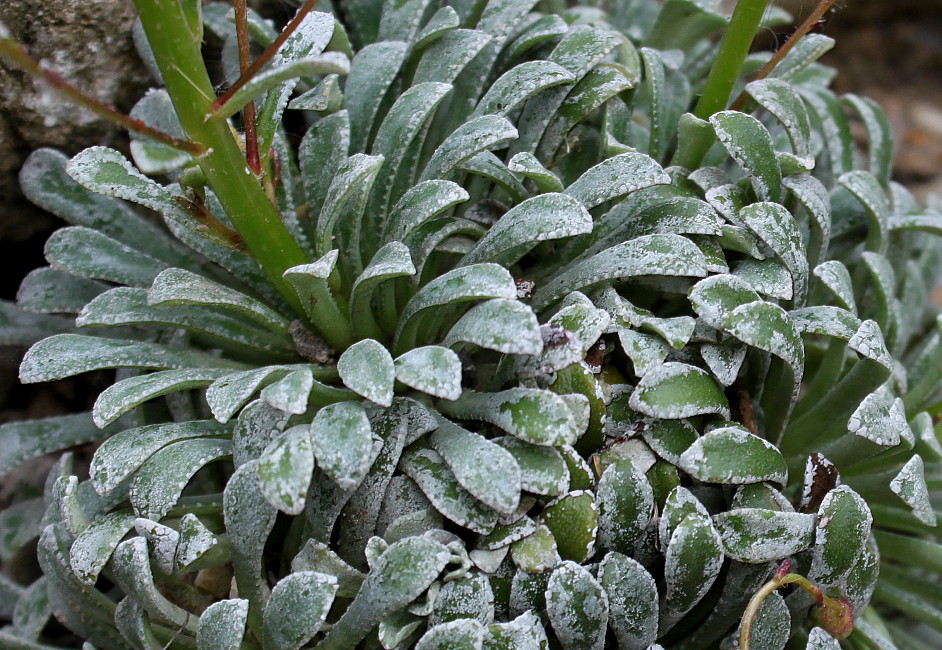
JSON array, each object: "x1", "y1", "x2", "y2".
[
  {"x1": 0, "y1": 0, "x2": 147, "y2": 150},
  {"x1": 0, "y1": 0, "x2": 148, "y2": 243}
]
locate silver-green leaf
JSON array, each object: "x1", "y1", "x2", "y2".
[
  {"x1": 263, "y1": 571, "x2": 338, "y2": 650},
  {"x1": 311, "y1": 401, "x2": 377, "y2": 490},
  {"x1": 545, "y1": 561, "x2": 608, "y2": 650},
  {"x1": 712, "y1": 508, "x2": 815, "y2": 563},
  {"x1": 677, "y1": 426, "x2": 787, "y2": 486},
  {"x1": 395, "y1": 346, "x2": 462, "y2": 400},
  {"x1": 258, "y1": 425, "x2": 315, "y2": 515},
  {"x1": 338, "y1": 339, "x2": 395, "y2": 407}
]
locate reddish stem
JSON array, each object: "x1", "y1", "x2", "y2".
[
  {"x1": 0, "y1": 36, "x2": 205, "y2": 156},
  {"x1": 269, "y1": 145, "x2": 282, "y2": 192},
  {"x1": 729, "y1": 0, "x2": 841, "y2": 111},
  {"x1": 173, "y1": 195, "x2": 243, "y2": 249},
  {"x1": 211, "y1": 0, "x2": 319, "y2": 114},
  {"x1": 773, "y1": 559, "x2": 793, "y2": 580},
  {"x1": 233, "y1": 0, "x2": 261, "y2": 175}
]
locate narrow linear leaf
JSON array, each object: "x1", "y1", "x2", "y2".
[
  {"x1": 17, "y1": 267, "x2": 107, "y2": 314},
  {"x1": 350, "y1": 242, "x2": 416, "y2": 341},
  {"x1": 472, "y1": 60, "x2": 575, "y2": 119},
  {"x1": 129, "y1": 437, "x2": 232, "y2": 520},
  {"x1": 212, "y1": 53, "x2": 350, "y2": 120},
  {"x1": 20, "y1": 334, "x2": 244, "y2": 385},
  {"x1": 461, "y1": 193, "x2": 592, "y2": 266},
  {"x1": 284, "y1": 251, "x2": 351, "y2": 349},
  {"x1": 148, "y1": 267, "x2": 291, "y2": 332},
  {"x1": 44, "y1": 226, "x2": 167, "y2": 287},
  {"x1": 65, "y1": 147, "x2": 180, "y2": 215},
  {"x1": 20, "y1": 148, "x2": 189, "y2": 267},
  {"x1": 0, "y1": 413, "x2": 102, "y2": 479},
  {"x1": 93, "y1": 368, "x2": 226, "y2": 428},
  {"x1": 345, "y1": 41, "x2": 408, "y2": 152},
  {"x1": 413, "y1": 28, "x2": 492, "y2": 86},
  {"x1": 564, "y1": 152, "x2": 669, "y2": 210},
  {"x1": 533, "y1": 234, "x2": 707, "y2": 310},
  {"x1": 419, "y1": 114, "x2": 518, "y2": 182},
  {"x1": 384, "y1": 180, "x2": 469, "y2": 244},
  {"x1": 90, "y1": 420, "x2": 228, "y2": 495}
]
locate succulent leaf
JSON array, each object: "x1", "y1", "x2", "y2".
[
  {"x1": 545, "y1": 561, "x2": 609, "y2": 650},
  {"x1": 262, "y1": 571, "x2": 338, "y2": 649},
  {"x1": 197, "y1": 599, "x2": 249, "y2": 650},
  {"x1": 6, "y1": 2, "x2": 942, "y2": 647}
]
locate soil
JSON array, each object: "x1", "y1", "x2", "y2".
[{"x1": 821, "y1": 1, "x2": 942, "y2": 198}]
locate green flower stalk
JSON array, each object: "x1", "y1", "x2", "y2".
[
  {"x1": 132, "y1": 0, "x2": 311, "y2": 321},
  {"x1": 694, "y1": 0, "x2": 770, "y2": 119}
]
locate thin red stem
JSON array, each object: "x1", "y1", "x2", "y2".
[
  {"x1": 729, "y1": 0, "x2": 840, "y2": 111},
  {"x1": 211, "y1": 0, "x2": 319, "y2": 113},
  {"x1": 773, "y1": 558, "x2": 793, "y2": 580},
  {"x1": 0, "y1": 36, "x2": 206, "y2": 155},
  {"x1": 233, "y1": 0, "x2": 261, "y2": 175}
]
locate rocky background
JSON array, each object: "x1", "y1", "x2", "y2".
[
  {"x1": 821, "y1": 0, "x2": 942, "y2": 200},
  {"x1": 0, "y1": 0, "x2": 940, "y2": 507},
  {"x1": 0, "y1": 1, "x2": 149, "y2": 515},
  {"x1": 0, "y1": 0, "x2": 147, "y2": 288}
]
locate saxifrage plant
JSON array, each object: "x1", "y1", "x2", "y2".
[{"x1": 2, "y1": 0, "x2": 942, "y2": 647}]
